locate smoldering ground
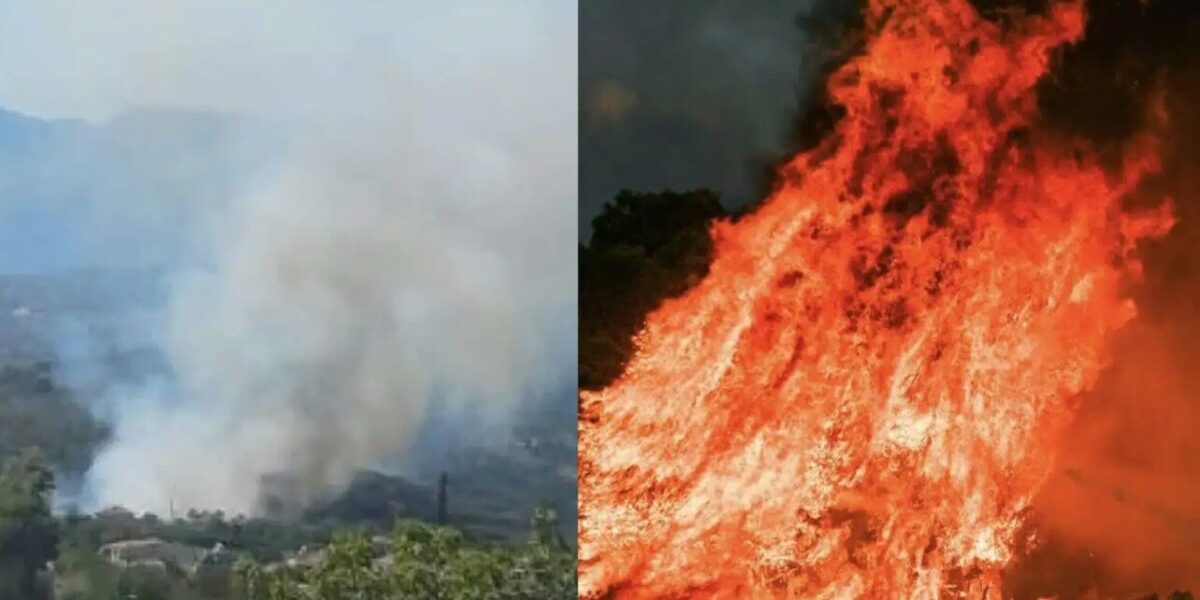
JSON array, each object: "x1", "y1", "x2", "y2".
[{"x1": 0, "y1": 1, "x2": 576, "y2": 516}]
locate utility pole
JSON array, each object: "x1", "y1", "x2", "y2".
[{"x1": 437, "y1": 472, "x2": 448, "y2": 525}]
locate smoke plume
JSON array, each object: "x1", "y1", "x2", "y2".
[
  {"x1": 976, "y1": 0, "x2": 1200, "y2": 596},
  {"x1": 579, "y1": 0, "x2": 862, "y2": 237},
  {"x1": 0, "y1": 1, "x2": 576, "y2": 515}
]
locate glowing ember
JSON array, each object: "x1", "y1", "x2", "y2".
[{"x1": 578, "y1": 1, "x2": 1174, "y2": 598}]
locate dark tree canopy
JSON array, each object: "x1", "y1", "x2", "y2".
[
  {"x1": 579, "y1": 188, "x2": 728, "y2": 390},
  {"x1": 0, "y1": 363, "x2": 110, "y2": 478}
]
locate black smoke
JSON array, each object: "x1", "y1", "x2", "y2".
[{"x1": 579, "y1": 0, "x2": 863, "y2": 239}]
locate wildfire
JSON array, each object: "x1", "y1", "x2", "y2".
[{"x1": 578, "y1": 1, "x2": 1174, "y2": 598}]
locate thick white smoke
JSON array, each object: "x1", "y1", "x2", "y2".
[{"x1": 0, "y1": 1, "x2": 576, "y2": 514}]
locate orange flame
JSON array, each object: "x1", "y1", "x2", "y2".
[{"x1": 578, "y1": 1, "x2": 1174, "y2": 598}]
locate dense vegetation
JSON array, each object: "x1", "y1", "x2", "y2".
[
  {"x1": 234, "y1": 510, "x2": 574, "y2": 599},
  {"x1": 0, "y1": 451, "x2": 58, "y2": 600},
  {"x1": 0, "y1": 347, "x2": 576, "y2": 598},
  {"x1": 0, "y1": 451, "x2": 575, "y2": 599},
  {"x1": 0, "y1": 355, "x2": 575, "y2": 598},
  {"x1": 0, "y1": 363, "x2": 108, "y2": 479}
]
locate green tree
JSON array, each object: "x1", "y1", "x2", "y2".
[
  {"x1": 235, "y1": 509, "x2": 575, "y2": 599},
  {"x1": 51, "y1": 546, "x2": 122, "y2": 600},
  {"x1": 0, "y1": 450, "x2": 58, "y2": 600}
]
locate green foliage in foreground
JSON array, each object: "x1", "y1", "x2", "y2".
[
  {"x1": 235, "y1": 508, "x2": 575, "y2": 600},
  {"x1": 54, "y1": 546, "x2": 206, "y2": 600},
  {"x1": 0, "y1": 451, "x2": 57, "y2": 600}
]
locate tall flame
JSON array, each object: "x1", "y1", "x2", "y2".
[{"x1": 578, "y1": 1, "x2": 1175, "y2": 598}]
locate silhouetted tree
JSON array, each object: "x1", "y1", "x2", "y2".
[{"x1": 579, "y1": 188, "x2": 727, "y2": 390}]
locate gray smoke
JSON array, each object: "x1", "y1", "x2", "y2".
[
  {"x1": 579, "y1": 0, "x2": 861, "y2": 237},
  {"x1": 0, "y1": 1, "x2": 576, "y2": 514}
]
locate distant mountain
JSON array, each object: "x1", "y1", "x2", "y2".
[
  {"x1": 0, "y1": 106, "x2": 268, "y2": 203},
  {"x1": 0, "y1": 267, "x2": 166, "y2": 364},
  {"x1": 0, "y1": 106, "x2": 281, "y2": 273},
  {"x1": 297, "y1": 456, "x2": 574, "y2": 543},
  {"x1": 0, "y1": 109, "x2": 89, "y2": 157}
]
